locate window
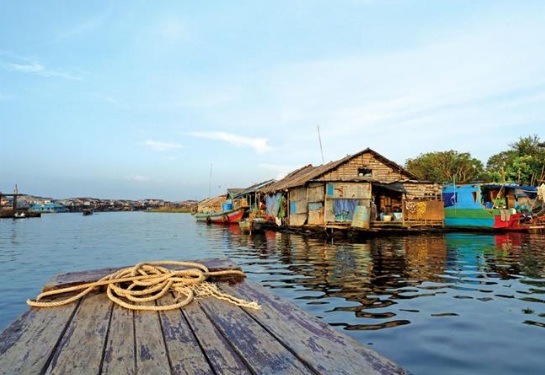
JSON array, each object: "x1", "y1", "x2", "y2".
[{"x1": 358, "y1": 168, "x2": 372, "y2": 177}]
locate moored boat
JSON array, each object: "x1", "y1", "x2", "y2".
[
  {"x1": 442, "y1": 183, "x2": 545, "y2": 232},
  {"x1": 195, "y1": 207, "x2": 246, "y2": 224}
]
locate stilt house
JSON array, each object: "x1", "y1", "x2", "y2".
[{"x1": 259, "y1": 148, "x2": 443, "y2": 231}]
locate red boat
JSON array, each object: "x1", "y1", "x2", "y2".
[{"x1": 194, "y1": 207, "x2": 246, "y2": 224}]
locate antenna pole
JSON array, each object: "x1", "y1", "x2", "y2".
[{"x1": 317, "y1": 125, "x2": 325, "y2": 164}]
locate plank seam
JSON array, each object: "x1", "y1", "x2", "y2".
[
  {"x1": 240, "y1": 306, "x2": 322, "y2": 375},
  {"x1": 40, "y1": 297, "x2": 82, "y2": 374},
  {"x1": 196, "y1": 302, "x2": 257, "y2": 375},
  {"x1": 180, "y1": 303, "x2": 220, "y2": 375},
  {"x1": 97, "y1": 301, "x2": 115, "y2": 375}
]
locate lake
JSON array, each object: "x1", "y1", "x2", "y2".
[{"x1": 1, "y1": 212, "x2": 544, "y2": 374}]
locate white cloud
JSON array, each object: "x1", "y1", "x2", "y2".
[
  {"x1": 1, "y1": 57, "x2": 82, "y2": 80},
  {"x1": 143, "y1": 140, "x2": 183, "y2": 151},
  {"x1": 190, "y1": 131, "x2": 273, "y2": 154},
  {"x1": 258, "y1": 163, "x2": 304, "y2": 180}
]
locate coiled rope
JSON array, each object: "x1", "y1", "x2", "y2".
[{"x1": 27, "y1": 261, "x2": 260, "y2": 311}]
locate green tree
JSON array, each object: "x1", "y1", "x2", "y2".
[
  {"x1": 405, "y1": 150, "x2": 484, "y2": 183},
  {"x1": 485, "y1": 135, "x2": 545, "y2": 185}
]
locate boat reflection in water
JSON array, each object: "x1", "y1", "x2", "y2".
[{"x1": 220, "y1": 227, "x2": 545, "y2": 375}]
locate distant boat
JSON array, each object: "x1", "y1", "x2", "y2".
[
  {"x1": 442, "y1": 183, "x2": 545, "y2": 232},
  {"x1": 29, "y1": 203, "x2": 69, "y2": 213},
  {"x1": 82, "y1": 209, "x2": 93, "y2": 216},
  {"x1": 195, "y1": 207, "x2": 246, "y2": 224},
  {"x1": 14, "y1": 211, "x2": 26, "y2": 219}
]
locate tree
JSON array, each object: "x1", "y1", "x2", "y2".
[
  {"x1": 485, "y1": 135, "x2": 545, "y2": 185},
  {"x1": 405, "y1": 150, "x2": 484, "y2": 183}
]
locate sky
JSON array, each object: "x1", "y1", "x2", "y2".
[{"x1": 1, "y1": 1, "x2": 544, "y2": 201}]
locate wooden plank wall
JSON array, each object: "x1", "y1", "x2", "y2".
[
  {"x1": 288, "y1": 186, "x2": 307, "y2": 226},
  {"x1": 404, "y1": 200, "x2": 444, "y2": 221},
  {"x1": 324, "y1": 182, "x2": 372, "y2": 223},
  {"x1": 403, "y1": 182, "x2": 443, "y2": 200},
  {"x1": 307, "y1": 183, "x2": 325, "y2": 225},
  {"x1": 318, "y1": 153, "x2": 410, "y2": 182}
]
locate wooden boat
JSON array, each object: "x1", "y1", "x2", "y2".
[
  {"x1": 195, "y1": 207, "x2": 246, "y2": 224},
  {"x1": 239, "y1": 217, "x2": 265, "y2": 234},
  {"x1": 442, "y1": 183, "x2": 545, "y2": 232},
  {"x1": 0, "y1": 258, "x2": 406, "y2": 374}
]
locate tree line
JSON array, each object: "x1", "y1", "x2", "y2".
[{"x1": 404, "y1": 135, "x2": 545, "y2": 186}]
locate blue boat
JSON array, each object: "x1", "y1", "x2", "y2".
[
  {"x1": 29, "y1": 203, "x2": 69, "y2": 213},
  {"x1": 442, "y1": 183, "x2": 545, "y2": 231}
]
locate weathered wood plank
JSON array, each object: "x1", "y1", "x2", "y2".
[
  {"x1": 102, "y1": 304, "x2": 135, "y2": 375},
  {"x1": 198, "y1": 295, "x2": 314, "y2": 374},
  {"x1": 156, "y1": 293, "x2": 214, "y2": 374},
  {"x1": 182, "y1": 301, "x2": 251, "y2": 374},
  {"x1": 221, "y1": 282, "x2": 407, "y2": 375},
  {"x1": 43, "y1": 258, "x2": 243, "y2": 292},
  {"x1": 134, "y1": 305, "x2": 170, "y2": 375},
  {"x1": 0, "y1": 304, "x2": 78, "y2": 375},
  {"x1": 44, "y1": 293, "x2": 112, "y2": 375}
]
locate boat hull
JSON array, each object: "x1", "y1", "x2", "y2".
[
  {"x1": 444, "y1": 209, "x2": 530, "y2": 231},
  {"x1": 195, "y1": 208, "x2": 246, "y2": 224},
  {"x1": 442, "y1": 183, "x2": 544, "y2": 232}
]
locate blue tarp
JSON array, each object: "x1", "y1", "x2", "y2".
[{"x1": 333, "y1": 199, "x2": 358, "y2": 221}]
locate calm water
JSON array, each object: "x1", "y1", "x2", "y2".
[{"x1": 1, "y1": 212, "x2": 544, "y2": 375}]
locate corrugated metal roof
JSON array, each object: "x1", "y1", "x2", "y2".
[{"x1": 234, "y1": 179, "x2": 277, "y2": 197}]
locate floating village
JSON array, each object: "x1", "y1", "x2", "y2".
[
  {"x1": 1, "y1": 147, "x2": 545, "y2": 374},
  {"x1": 2, "y1": 147, "x2": 545, "y2": 236}
]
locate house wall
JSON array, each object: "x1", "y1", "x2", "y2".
[
  {"x1": 324, "y1": 182, "x2": 372, "y2": 223},
  {"x1": 307, "y1": 183, "x2": 325, "y2": 225},
  {"x1": 398, "y1": 183, "x2": 443, "y2": 222},
  {"x1": 403, "y1": 182, "x2": 442, "y2": 200},
  {"x1": 318, "y1": 153, "x2": 411, "y2": 182},
  {"x1": 288, "y1": 186, "x2": 308, "y2": 226},
  {"x1": 404, "y1": 200, "x2": 444, "y2": 221}
]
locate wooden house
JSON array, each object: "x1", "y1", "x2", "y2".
[
  {"x1": 259, "y1": 148, "x2": 443, "y2": 231},
  {"x1": 232, "y1": 179, "x2": 276, "y2": 218}
]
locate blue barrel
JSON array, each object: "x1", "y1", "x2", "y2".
[{"x1": 222, "y1": 203, "x2": 233, "y2": 211}]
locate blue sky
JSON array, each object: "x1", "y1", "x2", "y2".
[{"x1": 1, "y1": 1, "x2": 544, "y2": 201}]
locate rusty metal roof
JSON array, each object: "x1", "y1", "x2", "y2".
[{"x1": 259, "y1": 148, "x2": 417, "y2": 193}]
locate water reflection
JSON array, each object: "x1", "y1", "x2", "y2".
[
  {"x1": 225, "y1": 228, "x2": 545, "y2": 334},
  {"x1": 2, "y1": 214, "x2": 543, "y2": 375}
]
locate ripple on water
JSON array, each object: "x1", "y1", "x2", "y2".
[{"x1": 2, "y1": 216, "x2": 545, "y2": 375}]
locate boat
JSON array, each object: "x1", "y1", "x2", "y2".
[
  {"x1": 239, "y1": 217, "x2": 266, "y2": 234},
  {"x1": 194, "y1": 207, "x2": 247, "y2": 224},
  {"x1": 29, "y1": 203, "x2": 69, "y2": 213},
  {"x1": 442, "y1": 183, "x2": 545, "y2": 232},
  {"x1": 14, "y1": 211, "x2": 26, "y2": 219},
  {"x1": 82, "y1": 209, "x2": 93, "y2": 216}
]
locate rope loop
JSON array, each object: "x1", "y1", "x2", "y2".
[{"x1": 27, "y1": 261, "x2": 260, "y2": 311}]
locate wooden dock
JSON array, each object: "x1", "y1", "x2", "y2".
[{"x1": 0, "y1": 258, "x2": 406, "y2": 374}]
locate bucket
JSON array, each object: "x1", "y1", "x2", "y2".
[
  {"x1": 383, "y1": 215, "x2": 392, "y2": 222},
  {"x1": 393, "y1": 212, "x2": 402, "y2": 221}
]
